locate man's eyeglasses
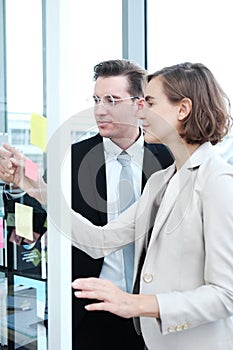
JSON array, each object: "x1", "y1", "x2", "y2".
[{"x1": 93, "y1": 94, "x2": 139, "y2": 108}]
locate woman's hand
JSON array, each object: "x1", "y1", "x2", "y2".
[
  {"x1": 0, "y1": 144, "x2": 47, "y2": 205},
  {"x1": 72, "y1": 277, "x2": 160, "y2": 319},
  {"x1": 0, "y1": 144, "x2": 17, "y2": 184},
  {"x1": 0, "y1": 143, "x2": 28, "y2": 188}
]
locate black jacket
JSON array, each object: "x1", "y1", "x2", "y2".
[{"x1": 71, "y1": 133, "x2": 174, "y2": 327}]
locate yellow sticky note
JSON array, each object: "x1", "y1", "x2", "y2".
[
  {"x1": 30, "y1": 112, "x2": 47, "y2": 152},
  {"x1": 15, "y1": 203, "x2": 33, "y2": 241}
]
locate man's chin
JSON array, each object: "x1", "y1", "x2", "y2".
[{"x1": 98, "y1": 128, "x2": 112, "y2": 138}]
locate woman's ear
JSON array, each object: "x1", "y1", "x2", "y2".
[{"x1": 178, "y1": 97, "x2": 192, "y2": 120}]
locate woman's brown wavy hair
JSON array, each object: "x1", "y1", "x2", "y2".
[{"x1": 148, "y1": 62, "x2": 232, "y2": 145}]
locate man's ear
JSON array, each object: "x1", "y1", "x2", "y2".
[{"x1": 178, "y1": 97, "x2": 192, "y2": 120}]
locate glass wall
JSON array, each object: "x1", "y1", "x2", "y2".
[
  {"x1": 6, "y1": 0, "x2": 45, "y2": 167},
  {"x1": 45, "y1": 1, "x2": 123, "y2": 348},
  {"x1": 67, "y1": 0, "x2": 123, "y2": 115},
  {"x1": 1, "y1": 0, "x2": 47, "y2": 349},
  {"x1": 1, "y1": 0, "x2": 124, "y2": 349}
]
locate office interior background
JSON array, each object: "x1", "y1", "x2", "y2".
[{"x1": 0, "y1": 0, "x2": 232, "y2": 349}]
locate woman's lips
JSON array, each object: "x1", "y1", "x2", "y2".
[{"x1": 142, "y1": 124, "x2": 149, "y2": 129}]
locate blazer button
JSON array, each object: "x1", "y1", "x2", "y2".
[
  {"x1": 143, "y1": 273, "x2": 153, "y2": 283},
  {"x1": 167, "y1": 326, "x2": 175, "y2": 333},
  {"x1": 175, "y1": 325, "x2": 182, "y2": 332},
  {"x1": 182, "y1": 323, "x2": 189, "y2": 330}
]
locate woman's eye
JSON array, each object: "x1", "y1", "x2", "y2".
[{"x1": 146, "y1": 102, "x2": 153, "y2": 108}]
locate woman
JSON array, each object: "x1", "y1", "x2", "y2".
[
  {"x1": 71, "y1": 62, "x2": 233, "y2": 350},
  {"x1": 1, "y1": 62, "x2": 233, "y2": 349}
]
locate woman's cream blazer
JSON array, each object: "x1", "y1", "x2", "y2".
[{"x1": 72, "y1": 142, "x2": 233, "y2": 350}]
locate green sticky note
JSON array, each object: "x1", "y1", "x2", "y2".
[
  {"x1": 6, "y1": 213, "x2": 15, "y2": 226},
  {"x1": 31, "y1": 248, "x2": 41, "y2": 267}
]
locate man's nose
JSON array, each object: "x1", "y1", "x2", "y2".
[{"x1": 94, "y1": 103, "x2": 108, "y2": 114}]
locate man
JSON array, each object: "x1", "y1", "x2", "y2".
[
  {"x1": 0, "y1": 59, "x2": 174, "y2": 350},
  {"x1": 71, "y1": 59, "x2": 173, "y2": 350}
]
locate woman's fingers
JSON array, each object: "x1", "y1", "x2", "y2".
[
  {"x1": 72, "y1": 277, "x2": 135, "y2": 318},
  {"x1": 2, "y1": 144, "x2": 24, "y2": 161},
  {"x1": 0, "y1": 158, "x2": 14, "y2": 173}
]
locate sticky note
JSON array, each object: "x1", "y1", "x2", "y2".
[
  {"x1": 30, "y1": 112, "x2": 47, "y2": 152},
  {"x1": 25, "y1": 158, "x2": 38, "y2": 181},
  {"x1": 0, "y1": 218, "x2": 4, "y2": 248},
  {"x1": 15, "y1": 203, "x2": 33, "y2": 241}
]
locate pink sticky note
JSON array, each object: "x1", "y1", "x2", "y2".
[
  {"x1": 0, "y1": 218, "x2": 4, "y2": 248},
  {"x1": 25, "y1": 158, "x2": 38, "y2": 181}
]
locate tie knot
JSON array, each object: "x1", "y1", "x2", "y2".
[{"x1": 117, "y1": 151, "x2": 131, "y2": 167}]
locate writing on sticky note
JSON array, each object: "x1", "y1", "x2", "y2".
[
  {"x1": 30, "y1": 112, "x2": 47, "y2": 152},
  {"x1": 25, "y1": 158, "x2": 38, "y2": 181},
  {"x1": 15, "y1": 203, "x2": 33, "y2": 241},
  {"x1": 0, "y1": 218, "x2": 4, "y2": 248}
]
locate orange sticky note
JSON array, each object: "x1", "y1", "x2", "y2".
[
  {"x1": 30, "y1": 112, "x2": 47, "y2": 152},
  {"x1": 15, "y1": 203, "x2": 33, "y2": 241},
  {"x1": 25, "y1": 158, "x2": 38, "y2": 181},
  {"x1": 0, "y1": 218, "x2": 4, "y2": 248}
]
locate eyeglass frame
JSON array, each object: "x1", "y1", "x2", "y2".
[{"x1": 93, "y1": 94, "x2": 140, "y2": 108}]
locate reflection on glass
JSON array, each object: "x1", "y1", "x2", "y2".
[
  {"x1": 5, "y1": 0, "x2": 44, "y2": 170},
  {"x1": 146, "y1": 0, "x2": 233, "y2": 163},
  {"x1": 3, "y1": 1, "x2": 46, "y2": 349}
]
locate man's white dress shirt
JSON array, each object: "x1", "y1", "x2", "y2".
[{"x1": 99, "y1": 133, "x2": 144, "y2": 291}]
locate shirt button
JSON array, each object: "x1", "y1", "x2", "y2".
[
  {"x1": 167, "y1": 326, "x2": 175, "y2": 333},
  {"x1": 175, "y1": 325, "x2": 182, "y2": 332},
  {"x1": 143, "y1": 273, "x2": 153, "y2": 283},
  {"x1": 182, "y1": 323, "x2": 189, "y2": 330}
]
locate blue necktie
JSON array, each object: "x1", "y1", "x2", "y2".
[{"x1": 117, "y1": 151, "x2": 135, "y2": 293}]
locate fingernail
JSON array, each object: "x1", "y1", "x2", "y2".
[
  {"x1": 72, "y1": 280, "x2": 79, "y2": 287},
  {"x1": 74, "y1": 291, "x2": 82, "y2": 297}
]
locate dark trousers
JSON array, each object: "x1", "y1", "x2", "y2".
[{"x1": 72, "y1": 311, "x2": 145, "y2": 350}]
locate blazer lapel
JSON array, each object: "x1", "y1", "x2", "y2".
[
  {"x1": 150, "y1": 143, "x2": 213, "y2": 238},
  {"x1": 134, "y1": 164, "x2": 175, "y2": 269},
  {"x1": 87, "y1": 140, "x2": 107, "y2": 225},
  {"x1": 148, "y1": 165, "x2": 195, "y2": 250},
  {"x1": 142, "y1": 145, "x2": 158, "y2": 189}
]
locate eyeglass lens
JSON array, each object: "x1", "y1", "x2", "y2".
[{"x1": 93, "y1": 94, "x2": 115, "y2": 107}]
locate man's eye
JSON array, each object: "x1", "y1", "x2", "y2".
[{"x1": 106, "y1": 96, "x2": 114, "y2": 103}]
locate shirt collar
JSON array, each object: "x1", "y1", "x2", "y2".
[
  {"x1": 169, "y1": 142, "x2": 219, "y2": 176},
  {"x1": 103, "y1": 129, "x2": 144, "y2": 161},
  {"x1": 184, "y1": 142, "x2": 216, "y2": 170}
]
